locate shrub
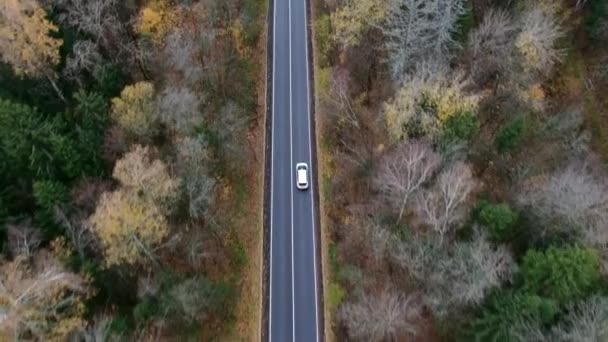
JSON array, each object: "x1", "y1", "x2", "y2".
[
  {"x1": 520, "y1": 246, "x2": 601, "y2": 304},
  {"x1": 496, "y1": 116, "x2": 528, "y2": 153},
  {"x1": 476, "y1": 201, "x2": 519, "y2": 241},
  {"x1": 315, "y1": 14, "x2": 333, "y2": 67}
]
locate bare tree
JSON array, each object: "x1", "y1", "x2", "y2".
[
  {"x1": 382, "y1": 0, "x2": 466, "y2": 80},
  {"x1": 156, "y1": 87, "x2": 203, "y2": 136},
  {"x1": 469, "y1": 9, "x2": 516, "y2": 59},
  {"x1": 70, "y1": 316, "x2": 116, "y2": 342},
  {"x1": 49, "y1": 0, "x2": 122, "y2": 48},
  {"x1": 340, "y1": 289, "x2": 421, "y2": 341},
  {"x1": 176, "y1": 136, "x2": 215, "y2": 220},
  {"x1": 6, "y1": 220, "x2": 42, "y2": 257},
  {"x1": 63, "y1": 40, "x2": 102, "y2": 85},
  {"x1": 468, "y1": 9, "x2": 517, "y2": 77},
  {"x1": 392, "y1": 231, "x2": 514, "y2": 317},
  {"x1": 374, "y1": 140, "x2": 440, "y2": 222},
  {"x1": 415, "y1": 162, "x2": 477, "y2": 242},
  {"x1": 391, "y1": 234, "x2": 439, "y2": 280},
  {"x1": 330, "y1": 68, "x2": 360, "y2": 129},
  {"x1": 424, "y1": 231, "x2": 515, "y2": 317},
  {"x1": 162, "y1": 27, "x2": 209, "y2": 84},
  {"x1": 54, "y1": 207, "x2": 97, "y2": 259},
  {"x1": 212, "y1": 101, "x2": 247, "y2": 164},
  {"x1": 515, "y1": 3, "x2": 564, "y2": 74},
  {"x1": 551, "y1": 296, "x2": 608, "y2": 342},
  {"x1": 518, "y1": 161, "x2": 608, "y2": 246}
]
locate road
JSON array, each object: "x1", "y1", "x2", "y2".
[{"x1": 268, "y1": 0, "x2": 321, "y2": 340}]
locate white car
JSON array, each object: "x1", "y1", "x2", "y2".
[{"x1": 296, "y1": 163, "x2": 309, "y2": 190}]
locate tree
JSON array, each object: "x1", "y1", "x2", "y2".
[
  {"x1": 0, "y1": 0, "x2": 62, "y2": 77},
  {"x1": 331, "y1": 0, "x2": 389, "y2": 47},
  {"x1": 135, "y1": 0, "x2": 177, "y2": 45},
  {"x1": 518, "y1": 161, "x2": 608, "y2": 246},
  {"x1": 468, "y1": 9, "x2": 516, "y2": 76},
  {"x1": 440, "y1": 110, "x2": 480, "y2": 148},
  {"x1": 520, "y1": 246, "x2": 601, "y2": 304},
  {"x1": 552, "y1": 296, "x2": 608, "y2": 342},
  {"x1": 113, "y1": 145, "x2": 179, "y2": 208},
  {"x1": 176, "y1": 136, "x2": 215, "y2": 220},
  {"x1": 381, "y1": 0, "x2": 467, "y2": 79},
  {"x1": 33, "y1": 179, "x2": 69, "y2": 230},
  {"x1": 496, "y1": 116, "x2": 529, "y2": 153},
  {"x1": 54, "y1": 207, "x2": 98, "y2": 260},
  {"x1": 6, "y1": 220, "x2": 42, "y2": 257},
  {"x1": 515, "y1": 4, "x2": 564, "y2": 74},
  {"x1": 340, "y1": 289, "x2": 421, "y2": 342},
  {"x1": 476, "y1": 201, "x2": 519, "y2": 241},
  {"x1": 465, "y1": 291, "x2": 559, "y2": 342},
  {"x1": 374, "y1": 140, "x2": 440, "y2": 222},
  {"x1": 0, "y1": 249, "x2": 89, "y2": 340},
  {"x1": 211, "y1": 101, "x2": 247, "y2": 165},
  {"x1": 0, "y1": 0, "x2": 65, "y2": 101},
  {"x1": 111, "y1": 82, "x2": 158, "y2": 139},
  {"x1": 415, "y1": 161, "x2": 476, "y2": 241},
  {"x1": 63, "y1": 40, "x2": 102, "y2": 85},
  {"x1": 89, "y1": 189, "x2": 169, "y2": 266},
  {"x1": 50, "y1": 0, "x2": 122, "y2": 46},
  {"x1": 384, "y1": 60, "x2": 479, "y2": 141},
  {"x1": 162, "y1": 27, "x2": 206, "y2": 84},
  {"x1": 424, "y1": 232, "x2": 514, "y2": 316},
  {"x1": 156, "y1": 87, "x2": 203, "y2": 135},
  {"x1": 0, "y1": 97, "x2": 94, "y2": 183}
]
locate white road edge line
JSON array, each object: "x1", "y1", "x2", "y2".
[
  {"x1": 268, "y1": 0, "x2": 277, "y2": 338},
  {"x1": 288, "y1": 0, "x2": 296, "y2": 340},
  {"x1": 303, "y1": 1, "x2": 320, "y2": 341}
]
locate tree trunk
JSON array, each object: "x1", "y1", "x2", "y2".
[{"x1": 46, "y1": 74, "x2": 67, "y2": 104}]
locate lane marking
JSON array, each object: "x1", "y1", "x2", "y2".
[
  {"x1": 268, "y1": 0, "x2": 277, "y2": 338},
  {"x1": 288, "y1": 0, "x2": 296, "y2": 340},
  {"x1": 303, "y1": 1, "x2": 321, "y2": 341}
]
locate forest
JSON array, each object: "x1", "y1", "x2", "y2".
[
  {"x1": 0, "y1": 0, "x2": 265, "y2": 340},
  {"x1": 314, "y1": 0, "x2": 608, "y2": 340}
]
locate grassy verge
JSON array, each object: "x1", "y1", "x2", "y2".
[
  {"x1": 310, "y1": 0, "x2": 337, "y2": 340},
  {"x1": 221, "y1": 0, "x2": 268, "y2": 340}
]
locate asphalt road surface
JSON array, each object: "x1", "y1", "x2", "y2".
[{"x1": 268, "y1": 0, "x2": 321, "y2": 341}]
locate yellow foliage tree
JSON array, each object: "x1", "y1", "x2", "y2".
[
  {"x1": 113, "y1": 144, "x2": 179, "y2": 206},
  {"x1": 0, "y1": 0, "x2": 63, "y2": 77},
  {"x1": 111, "y1": 82, "x2": 158, "y2": 139},
  {"x1": 331, "y1": 0, "x2": 389, "y2": 47},
  {"x1": 90, "y1": 189, "x2": 169, "y2": 266},
  {"x1": 384, "y1": 62, "x2": 479, "y2": 141},
  {"x1": 0, "y1": 249, "x2": 89, "y2": 341},
  {"x1": 136, "y1": 0, "x2": 177, "y2": 45}
]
